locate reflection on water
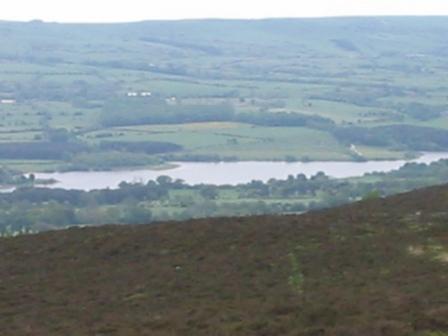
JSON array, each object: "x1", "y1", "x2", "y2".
[{"x1": 33, "y1": 152, "x2": 448, "y2": 191}]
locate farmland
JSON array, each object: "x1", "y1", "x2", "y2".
[
  {"x1": 0, "y1": 17, "x2": 448, "y2": 171},
  {"x1": 1, "y1": 17, "x2": 448, "y2": 336},
  {"x1": 82, "y1": 123, "x2": 354, "y2": 161}
]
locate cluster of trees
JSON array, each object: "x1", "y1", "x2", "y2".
[
  {"x1": 99, "y1": 141, "x2": 182, "y2": 154},
  {"x1": 100, "y1": 97, "x2": 235, "y2": 127},
  {"x1": 61, "y1": 140, "x2": 183, "y2": 171},
  {"x1": 100, "y1": 96, "x2": 335, "y2": 130},
  {"x1": 0, "y1": 118, "x2": 184, "y2": 164},
  {"x1": 0, "y1": 167, "x2": 34, "y2": 187},
  {"x1": 3, "y1": 159, "x2": 448, "y2": 235},
  {"x1": 235, "y1": 112, "x2": 334, "y2": 129},
  {"x1": 0, "y1": 180, "x2": 169, "y2": 233},
  {"x1": 0, "y1": 167, "x2": 19, "y2": 185},
  {"x1": 0, "y1": 140, "x2": 183, "y2": 166},
  {"x1": 396, "y1": 102, "x2": 445, "y2": 121},
  {"x1": 164, "y1": 153, "x2": 239, "y2": 162},
  {"x1": 2, "y1": 179, "x2": 169, "y2": 206},
  {"x1": 64, "y1": 151, "x2": 163, "y2": 171},
  {"x1": 156, "y1": 200, "x2": 308, "y2": 223},
  {"x1": 99, "y1": 97, "x2": 448, "y2": 154},
  {"x1": 0, "y1": 201, "x2": 153, "y2": 234},
  {"x1": 310, "y1": 87, "x2": 445, "y2": 122},
  {"x1": 0, "y1": 142, "x2": 86, "y2": 160},
  {"x1": 0, "y1": 128, "x2": 87, "y2": 161}
]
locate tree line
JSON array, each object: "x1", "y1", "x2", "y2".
[{"x1": 2, "y1": 159, "x2": 448, "y2": 235}]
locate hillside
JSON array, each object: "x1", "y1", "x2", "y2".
[
  {"x1": 1, "y1": 184, "x2": 448, "y2": 335},
  {"x1": 1, "y1": 17, "x2": 448, "y2": 170}
]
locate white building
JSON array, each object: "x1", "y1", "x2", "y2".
[{"x1": 0, "y1": 99, "x2": 16, "y2": 104}]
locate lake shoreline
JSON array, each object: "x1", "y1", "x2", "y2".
[
  {"x1": 31, "y1": 152, "x2": 448, "y2": 191},
  {"x1": 32, "y1": 151, "x2": 419, "y2": 174}
]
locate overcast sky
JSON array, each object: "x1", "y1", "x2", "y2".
[{"x1": 2, "y1": 0, "x2": 448, "y2": 23}]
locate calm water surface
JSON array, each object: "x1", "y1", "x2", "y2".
[{"x1": 32, "y1": 152, "x2": 448, "y2": 191}]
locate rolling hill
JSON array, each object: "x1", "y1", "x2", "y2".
[
  {"x1": 1, "y1": 17, "x2": 448, "y2": 169},
  {"x1": 1, "y1": 183, "x2": 447, "y2": 335}
]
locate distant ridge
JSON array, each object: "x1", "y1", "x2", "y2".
[{"x1": 1, "y1": 14, "x2": 448, "y2": 25}]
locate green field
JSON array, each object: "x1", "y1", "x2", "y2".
[
  {"x1": 0, "y1": 17, "x2": 447, "y2": 171},
  {"x1": 83, "y1": 123, "x2": 350, "y2": 160}
]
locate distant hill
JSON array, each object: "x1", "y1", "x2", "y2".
[
  {"x1": 1, "y1": 17, "x2": 448, "y2": 67},
  {"x1": 1, "y1": 183, "x2": 447, "y2": 335}
]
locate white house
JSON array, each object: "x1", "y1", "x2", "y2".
[{"x1": 0, "y1": 99, "x2": 16, "y2": 104}]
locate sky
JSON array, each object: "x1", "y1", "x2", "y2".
[{"x1": 2, "y1": 0, "x2": 448, "y2": 23}]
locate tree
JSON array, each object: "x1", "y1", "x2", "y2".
[
  {"x1": 120, "y1": 204, "x2": 152, "y2": 224},
  {"x1": 156, "y1": 176, "x2": 173, "y2": 186},
  {"x1": 199, "y1": 186, "x2": 218, "y2": 200}
]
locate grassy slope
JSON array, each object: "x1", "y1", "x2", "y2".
[
  {"x1": 1, "y1": 184, "x2": 448, "y2": 335},
  {"x1": 84, "y1": 123, "x2": 352, "y2": 161}
]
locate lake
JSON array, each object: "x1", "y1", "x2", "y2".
[{"x1": 32, "y1": 152, "x2": 448, "y2": 191}]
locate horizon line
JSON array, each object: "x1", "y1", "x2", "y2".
[{"x1": 2, "y1": 14, "x2": 448, "y2": 25}]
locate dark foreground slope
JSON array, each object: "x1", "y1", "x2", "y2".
[{"x1": 1, "y1": 185, "x2": 448, "y2": 335}]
